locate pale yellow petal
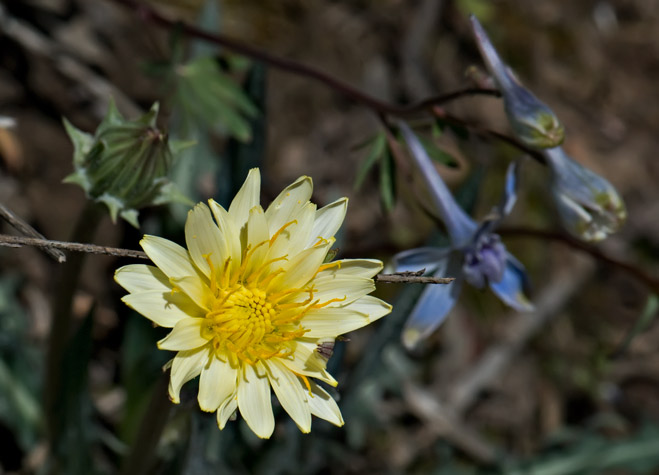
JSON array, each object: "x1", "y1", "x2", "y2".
[
  {"x1": 237, "y1": 362, "x2": 274, "y2": 439},
  {"x1": 264, "y1": 175, "x2": 313, "y2": 235},
  {"x1": 302, "y1": 296, "x2": 392, "y2": 338},
  {"x1": 207, "y1": 200, "x2": 241, "y2": 273},
  {"x1": 267, "y1": 239, "x2": 333, "y2": 294},
  {"x1": 306, "y1": 198, "x2": 347, "y2": 247},
  {"x1": 168, "y1": 348, "x2": 208, "y2": 403},
  {"x1": 317, "y1": 259, "x2": 383, "y2": 279},
  {"x1": 270, "y1": 202, "x2": 316, "y2": 258},
  {"x1": 198, "y1": 357, "x2": 238, "y2": 412},
  {"x1": 308, "y1": 380, "x2": 344, "y2": 427},
  {"x1": 141, "y1": 235, "x2": 208, "y2": 304},
  {"x1": 244, "y1": 206, "x2": 269, "y2": 276},
  {"x1": 265, "y1": 360, "x2": 311, "y2": 433},
  {"x1": 122, "y1": 290, "x2": 204, "y2": 328},
  {"x1": 228, "y1": 168, "x2": 261, "y2": 231},
  {"x1": 115, "y1": 264, "x2": 170, "y2": 294},
  {"x1": 217, "y1": 396, "x2": 238, "y2": 430},
  {"x1": 157, "y1": 318, "x2": 209, "y2": 351},
  {"x1": 141, "y1": 235, "x2": 197, "y2": 279},
  {"x1": 169, "y1": 275, "x2": 211, "y2": 310},
  {"x1": 185, "y1": 203, "x2": 229, "y2": 277},
  {"x1": 297, "y1": 275, "x2": 375, "y2": 307},
  {"x1": 279, "y1": 341, "x2": 337, "y2": 386}
]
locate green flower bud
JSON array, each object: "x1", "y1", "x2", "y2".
[
  {"x1": 63, "y1": 101, "x2": 190, "y2": 227},
  {"x1": 545, "y1": 147, "x2": 626, "y2": 242},
  {"x1": 470, "y1": 15, "x2": 565, "y2": 149}
]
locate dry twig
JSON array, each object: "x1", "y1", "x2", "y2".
[
  {"x1": 0, "y1": 234, "x2": 453, "y2": 285},
  {"x1": 0, "y1": 204, "x2": 66, "y2": 262}
]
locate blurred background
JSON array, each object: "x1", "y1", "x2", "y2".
[{"x1": 0, "y1": 0, "x2": 658, "y2": 473}]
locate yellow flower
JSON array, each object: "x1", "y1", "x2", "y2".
[{"x1": 115, "y1": 169, "x2": 391, "y2": 438}]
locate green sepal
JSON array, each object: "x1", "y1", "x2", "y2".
[{"x1": 63, "y1": 118, "x2": 94, "y2": 168}]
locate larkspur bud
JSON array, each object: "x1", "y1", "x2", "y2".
[
  {"x1": 63, "y1": 101, "x2": 190, "y2": 227},
  {"x1": 470, "y1": 15, "x2": 565, "y2": 149},
  {"x1": 544, "y1": 146, "x2": 626, "y2": 242}
]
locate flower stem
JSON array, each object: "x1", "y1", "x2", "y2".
[
  {"x1": 120, "y1": 373, "x2": 172, "y2": 475},
  {"x1": 44, "y1": 202, "x2": 104, "y2": 452}
]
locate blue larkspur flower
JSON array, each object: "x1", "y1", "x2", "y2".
[
  {"x1": 393, "y1": 123, "x2": 533, "y2": 349},
  {"x1": 470, "y1": 15, "x2": 564, "y2": 149}
]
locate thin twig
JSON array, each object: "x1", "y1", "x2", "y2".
[
  {"x1": 403, "y1": 382, "x2": 500, "y2": 464},
  {"x1": 0, "y1": 234, "x2": 453, "y2": 285},
  {"x1": 499, "y1": 227, "x2": 659, "y2": 293},
  {"x1": 404, "y1": 258, "x2": 595, "y2": 462},
  {"x1": 0, "y1": 234, "x2": 148, "y2": 260},
  {"x1": 375, "y1": 273, "x2": 453, "y2": 284},
  {"x1": 107, "y1": 0, "x2": 503, "y2": 114},
  {"x1": 0, "y1": 203, "x2": 66, "y2": 262},
  {"x1": 105, "y1": 0, "x2": 546, "y2": 162}
]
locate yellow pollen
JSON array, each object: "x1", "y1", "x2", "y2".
[
  {"x1": 204, "y1": 283, "x2": 308, "y2": 366},
  {"x1": 201, "y1": 233, "x2": 345, "y2": 367}
]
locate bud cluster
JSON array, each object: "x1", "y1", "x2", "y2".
[{"x1": 470, "y1": 15, "x2": 626, "y2": 242}]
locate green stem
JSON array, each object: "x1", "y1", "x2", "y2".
[
  {"x1": 120, "y1": 373, "x2": 172, "y2": 475},
  {"x1": 44, "y1": 202, "x2": 104, "y2": 452}
]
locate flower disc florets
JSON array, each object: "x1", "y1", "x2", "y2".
[{"x1": 115, "y1": 169, "x2": 391, "y2": 438}]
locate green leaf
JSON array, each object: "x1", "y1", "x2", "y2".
[
  {"x1": 0, "y1": 275, "x2": 42, "y2": 450},
  {"x1": 119, "y1": 314, "x2": 169, "y2": 446},
  {"x1": 174, "y1": 56, "x2": 259, "y2": 142},
  {"x1": 379, "y1": 146, "x2": 396, "y2": 212},
  {"x1": 417, "y1": 135, "x2": 458, "y2": 168},
  {"x1": 50, "y1": 310, "x2": 98, "y2": 474},
  {"x1": 612, "y1": 293, "x2": 659, "y2": 358},
  {"x1": 226, "y1": 63, "x2": 268, "y2": 200},
  {"x1": 0, "y1": 360, "x2": 40, "y2": 448},
  {"x1": 354, "y1": 132, "x2": 386, "y2": 191},
  {"x1": 504, "y1": 423, "x2": 659, "y2": 475},
  {"x1": 436, "y1": 118, "x2": 469, "y2": 141}
]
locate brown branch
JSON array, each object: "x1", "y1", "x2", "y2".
[
  {"x1": 107, "y1": 0, "x2": 504, "y2": 116},
  {"x1": 499, "y1": 227, "x2": 659, "y2": 293},
  {"x1": 0, "y1": 234, "x2": 148, "y2": 260},
  {"x1": 375, "y1": 272, "x2": 454, "y2": 284},
  {"x1": 0, "y1": 204, "x2": 66, "y2": 263},
  {"x1": 0, "y1": 234, "x2": 452, "y2": 284},
  {"x1": 109, "y1": 0, "x2": 540, "y2": 160}
]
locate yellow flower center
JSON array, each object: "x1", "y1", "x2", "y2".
[
  {"x1": 203, "y1": 284, "x2": 297, "y2": 365},
  {"x1": 199, "y1": 221, "x2": 347, "y2": 367},
  {"x1": 201, "y1": 236, "x2": 311, "y2": 366}
]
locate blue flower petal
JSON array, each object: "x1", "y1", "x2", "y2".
[
  {"x1": 500, "y1": 160, "x2": 519, "y2": 218},
  {"x1": 489, "y1": 255, "x2": 534, "y2": 312},
  {"x1": 393, "y1": 246, "x2": 450, "y2": 274},
  {"x1": 402, "y1": 253, "x2": 464, "y2": 349},
  {"x1": 398, "y1": 122, "x2": 477, "y2": 246},
  {"x1": 477, "y1": 161, "x2": 520, "y2": 237}
]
